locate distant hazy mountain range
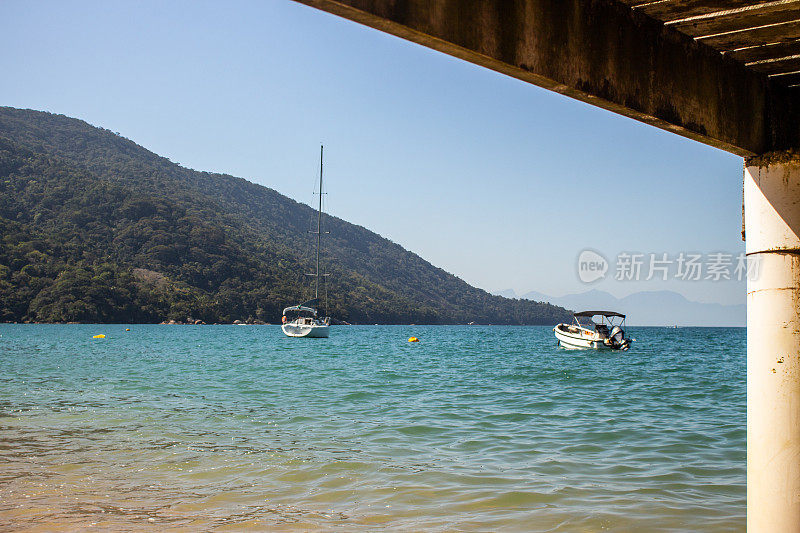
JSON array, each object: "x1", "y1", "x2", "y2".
[{"x1": 495, "y1": 288, "x2": 745, "y2": 327}]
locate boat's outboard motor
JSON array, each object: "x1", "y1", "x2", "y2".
[{"x1": 609, "y1": 325, "x2": 629, "y2": 350}]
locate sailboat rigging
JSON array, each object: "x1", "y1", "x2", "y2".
[{"x1": 281, "y1": 146, "x2": 331, "y2": 338}]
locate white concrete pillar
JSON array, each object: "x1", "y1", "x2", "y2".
[{"x1": 746, "y1": 152, "x2": 800, "y2": 532}]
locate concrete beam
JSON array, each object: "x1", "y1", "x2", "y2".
[{"x1": 293, "y1": 0, "x2": 800, "y2": 156}]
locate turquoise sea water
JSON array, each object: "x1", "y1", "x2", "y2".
[{"x1": 0, "y1": 325, "x2": 745, "y2": 531}]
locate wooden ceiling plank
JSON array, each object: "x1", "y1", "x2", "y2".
[
  {"x1": 672, "y1": 3, "x2": 800, "y2": 37},
  {"x1": 637, "y1": 0, "x2": 780, "y2": 21},
  {"x1": 771, "y1": 71, "x2": 800, "y2": 84},
  {"x1": 617, "y1": 0, "x2": 654, "y2": 6},
  {"x1": 750, "y1": 55, "x2": 800, "y2": 72},
  {"x1": 700, "y1": 19, "x2": 800, "y2": 49},
  {"x1": 727, "y1": 38, "x2": 800, "y2": 61}
]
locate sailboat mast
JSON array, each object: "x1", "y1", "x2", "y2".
[{"x1": 315, "y1": 145, "x2": 323, "y2": 301}]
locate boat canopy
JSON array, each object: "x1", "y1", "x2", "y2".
[
  {"x1": 573, "y1": 310, "x2": 626, "y2": 318},
  {"x1": 282, "y1": 298, "x2": 318, "y2": 316}
]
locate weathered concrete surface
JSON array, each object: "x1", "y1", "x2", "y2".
[
  {"x1": 294, "y1": 0, "x2": 800, "y2": 156},
  {"x1": 745, "y1": 154, "x2": 800, "y2": 532}
]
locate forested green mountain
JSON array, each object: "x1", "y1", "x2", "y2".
[{"x1": 0, "y1": 107, "x2": 571, "y2": 324}]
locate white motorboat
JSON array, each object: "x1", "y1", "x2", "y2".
[
  {"x1": 554, "y1": 311, "x2": 633, "y2": 351},
  {"x1": 281, "y1": 146, "x2": 331, "y2": 339}
]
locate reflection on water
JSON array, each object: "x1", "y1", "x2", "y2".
[{"x1": 0, "y1": 324, "x2": 745, "y2": 531}]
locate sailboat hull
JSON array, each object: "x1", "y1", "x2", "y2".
[{"x1": 281, "y1": 323, "x2": 330, "y2": 338}]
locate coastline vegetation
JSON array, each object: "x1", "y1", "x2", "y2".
[{"x1": 0, "y1": 107, "x2": 571, "y2": 325}]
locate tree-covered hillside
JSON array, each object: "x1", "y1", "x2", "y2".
[{"x1": 0, "y1": 107, "x2": 571, "y2": 324}]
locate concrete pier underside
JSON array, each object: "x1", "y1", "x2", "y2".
[
  {"x1": 295, "y1": 0, "x2": 799, "y2": 156},
  {"x1": 293, "y1": 0, "x2": 800, "y2": 529}
]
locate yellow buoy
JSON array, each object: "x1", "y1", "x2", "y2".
[
  {"x1": 125, "y1": 328, "x2": 130, "y2": 331},
  {"x1": 408, "y1": 337, "x2": 419, "y2": 343},
  {"x1": 93, "y1": 334, "x2": 105, "y2": 339}
]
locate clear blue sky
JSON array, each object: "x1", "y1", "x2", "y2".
[{"x1": 0, "y1": 0, "x2": 746, "y2": 305}]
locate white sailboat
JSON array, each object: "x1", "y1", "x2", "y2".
[{"x1": 281, "y1": 146, "x2": 331, "y2": 338}]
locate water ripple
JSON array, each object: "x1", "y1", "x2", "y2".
[{"x1": 0, "y1": 324, "x2": 745, "y2": 531}]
